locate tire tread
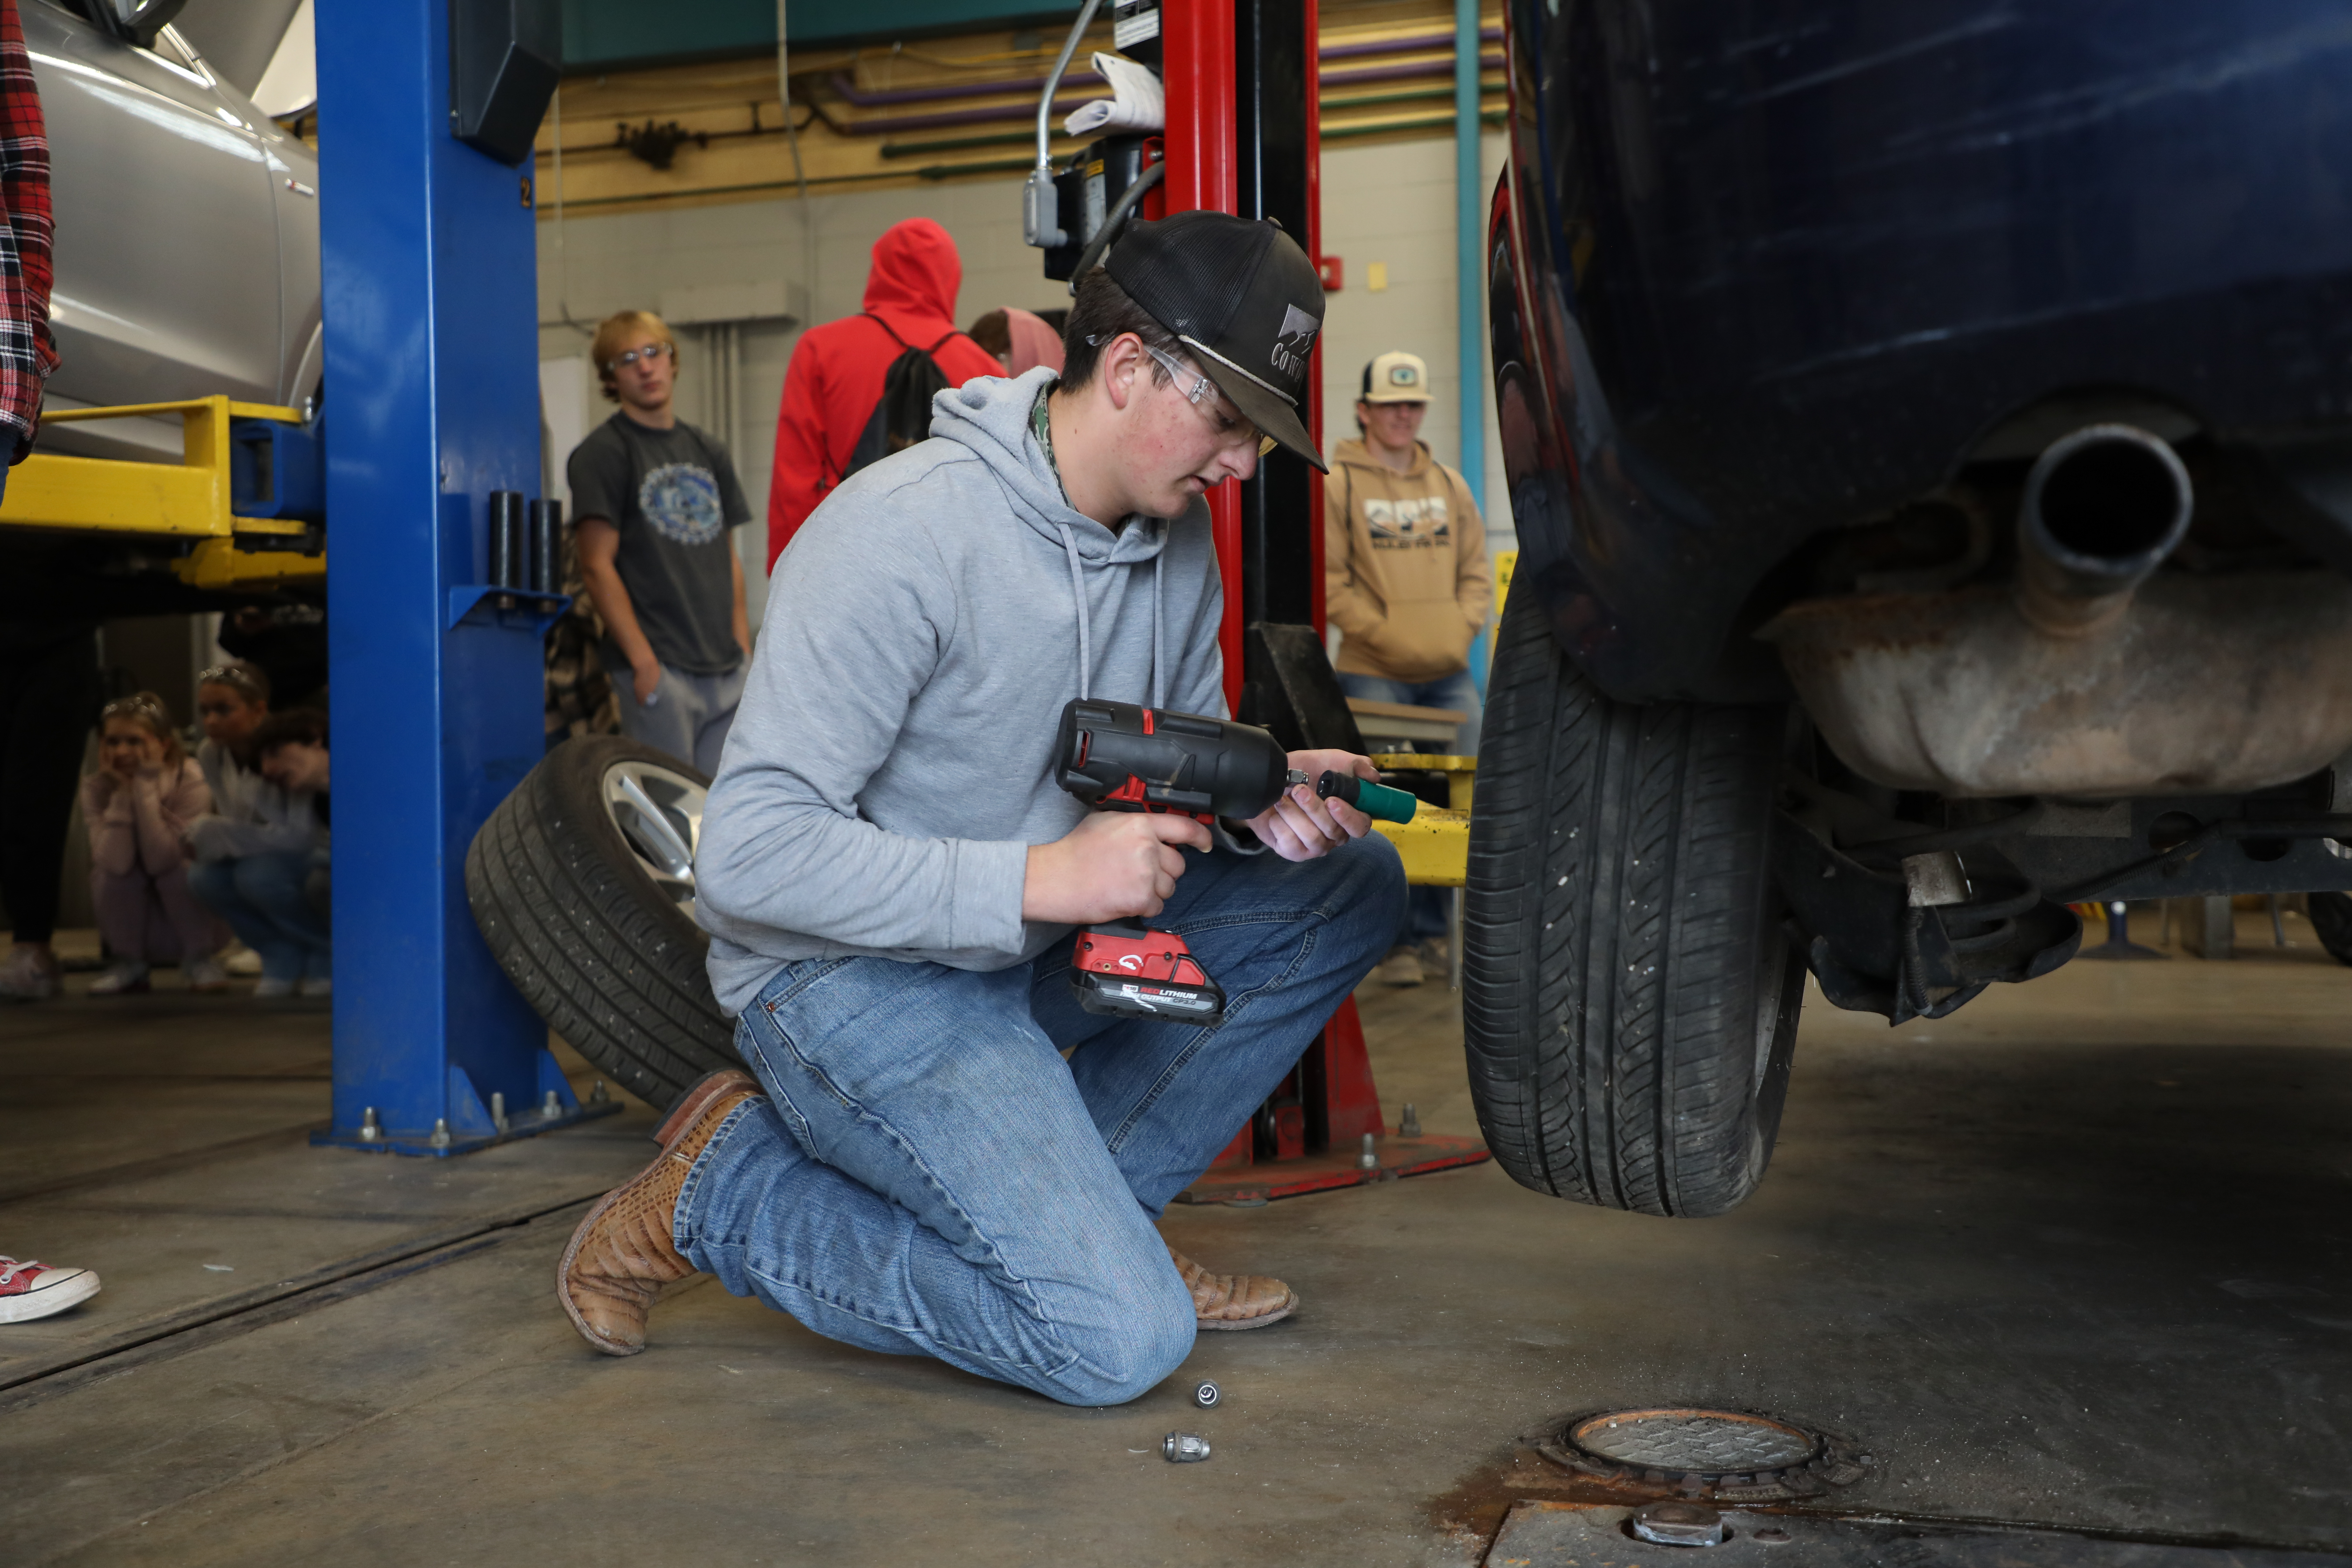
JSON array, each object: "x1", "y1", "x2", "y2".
[{"x1": 1464, "y1": 575, "x2": 1798, "y2": 1216}]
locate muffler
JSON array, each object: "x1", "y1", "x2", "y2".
[
  {"x1": 1761, "y1": 425, "x2": 2352, "y2": 798},
  {"x1": 2014, "y1": 423, "x2": 2193, "y2": 636}
]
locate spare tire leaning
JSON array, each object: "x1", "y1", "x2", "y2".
[{"x1": 466, "y1": 736, "x2": 741, "y2": 1111}]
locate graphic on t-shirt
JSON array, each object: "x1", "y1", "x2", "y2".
[
  {"x1": 638, "y1": 462, "x2": 726, "y2": 546},
  {"x1": 1364, "y1": 496, "x2": 1450, "y2": 545}
]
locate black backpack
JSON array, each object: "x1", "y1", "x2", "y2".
[{"x1": 844, "y1": 315, "x2": 969, "y2": 477}]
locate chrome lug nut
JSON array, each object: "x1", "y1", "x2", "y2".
[
  {"x1": 1162, "y1": 1431, "x2": 1211, "y2": 1463},
  {"x1": 1630, "y1": 1501, "x2": 1725, "y2": 1548},
  {"x1": 1193, "y1": 1380, "x2": 1220, "y2": 1408}
]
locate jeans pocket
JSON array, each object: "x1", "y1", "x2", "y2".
[{"x1": 759, "y1": 954, "x2": 857, "y2": 1010}]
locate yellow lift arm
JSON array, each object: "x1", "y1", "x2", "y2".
[
  {"x1": 0, "y1": 397, "x2": 322, "y2": 590},
  {"x1": 1367, "y1": 752, "x2": 1473, "y2": 887}
]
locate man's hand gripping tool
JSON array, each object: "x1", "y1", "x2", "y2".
[
  {"x1": 1052, "y1": 700, "x2": 1296, "y2": 1026},
  {"x1": 1051, "y1": 700, "x2": 1420, "y2": 1024}
]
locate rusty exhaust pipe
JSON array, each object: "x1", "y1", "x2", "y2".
[{"x1": 2014, "y1": 424, "x2": 2193, "y2": 637}]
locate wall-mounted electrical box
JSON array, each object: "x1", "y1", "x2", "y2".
[{"x1": 450, "y1": 0, "x2": 560, "y2": 166}]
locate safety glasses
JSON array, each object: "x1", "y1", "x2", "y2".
[
  {"x1": 1141, "y1": 343, "x2": 1277, "y2": 457},
  {"x1": 604, "y1": 341, "x2": 674, "y2": 372}
]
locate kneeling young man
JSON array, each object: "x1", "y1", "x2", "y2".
[{"x1": 558, "y1": 212, "x2": 1407, "y2": 1406}]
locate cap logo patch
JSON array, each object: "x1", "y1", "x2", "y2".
[
  {"x1": 1270, "y1": 303, "x2": 1320, "y2": 380},
  {"x1": 1388, "y1": 365, "x2": 1419, "y2": 386}
]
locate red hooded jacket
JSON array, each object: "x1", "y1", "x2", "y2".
[{"x1": 765, "y1": 218, "x2": 1008, "y2": 565}]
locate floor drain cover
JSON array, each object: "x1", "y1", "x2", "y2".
[{"x1": 1533, "y1": 1408, "x2": 1869, "y2": 1502}]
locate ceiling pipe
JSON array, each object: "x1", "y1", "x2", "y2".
[
  {"x1": 827, "y1": 23, "x2": 1502, "y2": 108},
  {"x1": 836, "y1": 53, "x2": 1499, "y2": 138}
]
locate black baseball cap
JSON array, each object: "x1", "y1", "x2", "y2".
[{"x1": 1105, "y1": 210, "x2": 1329, "y2": 472}]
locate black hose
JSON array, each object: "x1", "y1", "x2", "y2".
[{"x1": 1066, "y1": 160, "x2": 1166, "y2": 293}]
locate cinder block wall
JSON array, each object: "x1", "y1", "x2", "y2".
[{"x1": 538, "y1": 128, "x2": 1514, "y2": 634}]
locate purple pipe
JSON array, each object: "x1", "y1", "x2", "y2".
[
  {"x1": 1317, "y1": 23, "x2": 1500, "y2": 61},
  {"x1": 1322, "y1": 53, "x2": 1502, "y2": 91}
]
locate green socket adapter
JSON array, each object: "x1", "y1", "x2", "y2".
[{"x1": 1313, "y1": 770, "x2": 1420, "y2": 824}]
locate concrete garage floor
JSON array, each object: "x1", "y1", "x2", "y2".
[{"x1": 4, "y1": 912, "x2": 2352, "y2": 1566}]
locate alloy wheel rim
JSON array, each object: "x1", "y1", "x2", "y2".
[{"x1": 601, "y1": 759, "x2": 704, "y2": 918}]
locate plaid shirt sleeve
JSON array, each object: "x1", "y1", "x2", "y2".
[{"x1": 0, "y1": 0, "x2": 55, "y2": 452}]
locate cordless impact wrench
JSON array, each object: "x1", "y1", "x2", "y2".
[{"x1": 1050, "y1": 699, "x2": 1420, "y2": 1025}]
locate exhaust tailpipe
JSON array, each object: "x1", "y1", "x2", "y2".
[{"x1": 2015, "y1": 423, "x2": 2193, "y2": 636}]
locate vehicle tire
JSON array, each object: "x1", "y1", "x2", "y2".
[
  {"x1": 465, "y1": 736, "x2": 741, "y2": 1111},
  {"x1": 2306, "y1": 891, "x2": 2352, "y2": 966},
  {"x1": 1463, "y1": 575, "x2": 1805, "y2": 1217}
]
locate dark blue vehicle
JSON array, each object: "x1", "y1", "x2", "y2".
[{"x1": 1466, "y1": 3, "x2": 2352, "y2": 1216}]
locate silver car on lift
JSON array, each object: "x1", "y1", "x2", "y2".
[{"x1": 30, "y1": 0, "x2": 320, "y2": 463}]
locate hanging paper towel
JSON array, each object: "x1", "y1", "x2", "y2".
[{"x1": 1063, "y1": 53, "x2": 1165, "y2": 137}]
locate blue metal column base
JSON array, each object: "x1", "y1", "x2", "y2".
[
  {"x1": 318, "y1": 0, "x2": 558, "y2": 1151},
  {"x1": 310, "y1": 1095, "x2": 623, "y2": 1158},
  {"x1": 309, "y1": 1050, "x2": 623, "y2": 1156}
]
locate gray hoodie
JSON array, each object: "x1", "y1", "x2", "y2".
[
  {"x1": 697, "y1": 367, "x2": 1242, "y2": 1015},
  {"x1": 189, "y1": 737, "x2": 324, "y2": 862}
]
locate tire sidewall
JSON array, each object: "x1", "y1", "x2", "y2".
[{"x1": 533, "y1": 736, "x2": 710, "y2": 958}]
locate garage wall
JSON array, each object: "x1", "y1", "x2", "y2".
[
  {"x1": 536, "y1": 128, "x2": 1514, "y2": 634},
  {"x1": 1317, "y1": 130, "x2": 1512, "y2": 559}
]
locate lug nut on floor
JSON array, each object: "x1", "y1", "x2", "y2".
[
  {"x1": 1163, "y1": 1432, "x2": 1211, "y2": 1463},
  {"x1": 1630, "y1": 1501, "x2": 1724, "y2": 1547}
]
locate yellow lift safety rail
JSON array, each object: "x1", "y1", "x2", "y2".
[
  {"x1": 0, "y1": 397, "x2": 320, "y2": 590},
  {"x1": 1367, "y1": 752, "x2": 1473, "y2": 887}
]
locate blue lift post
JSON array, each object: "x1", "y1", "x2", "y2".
[{"x1": 314, "y1": 0, "x2": 610, "y2": 1154}]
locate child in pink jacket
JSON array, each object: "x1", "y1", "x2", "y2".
[{"x1": 80, "y1": 693, "x2": 225, "y2": 995}]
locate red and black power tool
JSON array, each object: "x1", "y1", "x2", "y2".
[{"x1": 1052, "y1": 699, "x2": 1300, "y2": 1026}]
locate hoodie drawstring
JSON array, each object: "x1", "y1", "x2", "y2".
[
  {"x1": 1057, "y1": 524, "x2": 1094, "y2": 702},
  {"x1": 1057, "y1": 519, "x2": 1164, "y2": 708}
]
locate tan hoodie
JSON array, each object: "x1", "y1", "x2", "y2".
[{"x1": 1324, "y1": 438, "x2": 1491, "y2": 682}]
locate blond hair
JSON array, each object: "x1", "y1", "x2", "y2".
[
  {"x1": 99, "y1": 691, "x2": 186, "y2": 768},
  {"x1": 592, "y1": 310, "x2": 679, "y2": 403}
]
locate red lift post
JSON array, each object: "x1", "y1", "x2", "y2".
[{"x1": 1143, "y1": 0, "x2": 1488, "y2": 1202}]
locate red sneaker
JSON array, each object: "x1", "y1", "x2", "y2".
[{"x1": 0, "y1": 1256, "x2": 100, "y2": 1323}]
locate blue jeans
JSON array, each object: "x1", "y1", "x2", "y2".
[
  {"x1": 610, "y1": 651, "x2": 746, "y2": 777},
  {"x1": 189, "y1": 851, "x2": 332, "y2": 982},
  {"x1": 1336, "y1": 669, "x2": 1480, "y2": 945},
  {"x1": 675, "y1": 832, "x2": 1405, "y2": 1406},
  {"x1": 1335, "y1": 668, "x2": 1482, "y2": 758}
]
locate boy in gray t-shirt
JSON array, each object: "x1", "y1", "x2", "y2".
[{"x1": 570, "y1": 310, "x2": 754, "y2": 775}]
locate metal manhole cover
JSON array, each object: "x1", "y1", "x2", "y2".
[
  {"x1": 1533, "y1": 1408, "x2": 1869, "y2": 1503},
  {"x1": 1575, "y1": 1409, "x2": 1819, "y2": 1471}
]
